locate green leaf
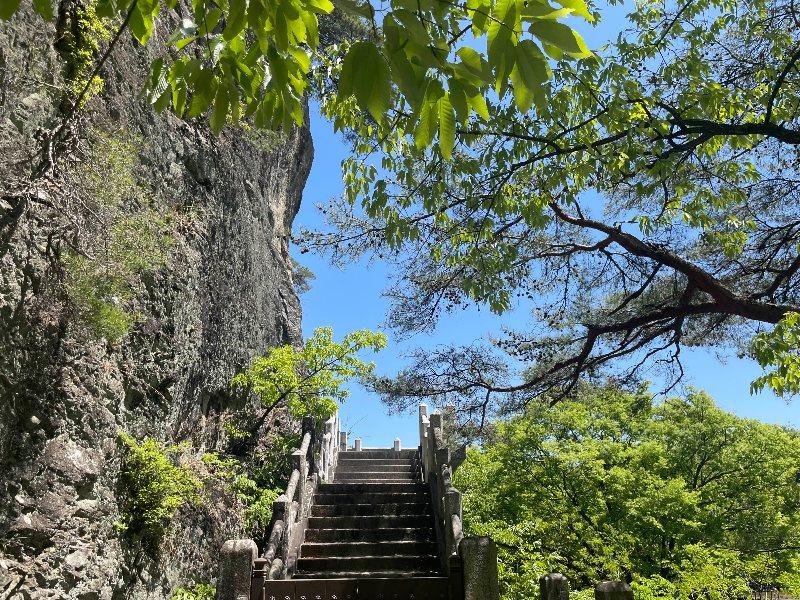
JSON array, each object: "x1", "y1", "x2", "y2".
[
  {"x1": 415, "y1": 95, "x2": 438, "y2": 149},
  {"x1": 176, "y1": 37, "x2": 197, "y2": 50},
  {"x1": 552, "y1": 0, "x2": 593, "y2": 21},
  {"x1": 210, "y1": 77, "x2": 230, "y2": 135},
  {"x1": 406, "y1": 41, "x2": 445, "y2": 70},
  {"x1": 223, "y1": 0, "x2": 247, "y2": 40},
  {"x1": 337, "y1": 41, "x2": 361, "y2": 102},
  {"x1": 173, "y1": 86, "x2": 187, "y2": 117},
  {"x1": 301, "y1": 10, "x2": 319, "y2": 49},
  {"x1": 528, "y1": 20, "x2": 591, "y2": 57},
  {"x1": 466, "y1": 0, "x2": 490, "y2": 33},
  {"x1": 510, "y1": 39, "x2": 548, "y2": 112},
  {"x1": 390, "y1": 49, "x2": 425, "y2": 106},
  {"x1": 167, "y1": 19, "x2": 198, "y2": 46},
  {"x1": 0, "y1": 0, "x2": 23, "y2": 20},
  {"x1": 347, "y1": 41, "x2": 391, "y2": 123},
  {"x1": 94, "y1": 0, "x2": 116, "y2": 19},
  {"x1": 521, "y1": 2, "x2": 572, "y2": 19},
  {"x1": 466, "y1": 88, "x2": 489, "y2": 120},
  {"x1": 392, "y1": 9, "x2": 432, "y2": 45},
  {"x1": 540, "y1": 42, "x2": 563, "y2": 60},
  {"x1": 142, "y1": 58, "x2": 170, "y2": 107},
  {"x1": 448, "y1": 77, "x2": 469, "y2": 124},
  {"x1": 129, "y1": 5, "x2": 154, "y2": 44},
  {"x1": 199, "y1": 7, "x2": 223, "y2": 35},
  {"x1": 186, "y1": 69, "x2": 218, "y2": 118},
  {"x1": 306, "y1": 0, "x2": 334, "y2": 13},
  {"x1": 33, "y1": 0, "x2": 53, "y2": 20},
  {"x1": 332, "y1": 0, "x2": 373, "y2": 19},
  {"x1": 456, "y1": 47, "x2": 494, "y2": 84},
  {"x1": 439, "y1": 94, "x2": 456, "y2": 160}
]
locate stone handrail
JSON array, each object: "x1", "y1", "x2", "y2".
[
  {"x1": 219, "y1": 411, "x2": 343, "y2": 599},
  {"x1": 418, "y1": 403, "x2": 492, "y2": 600}
]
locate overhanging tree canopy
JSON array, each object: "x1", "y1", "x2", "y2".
[{"x1": 300, "y1": 0, "x2": 800, "y2": 418}]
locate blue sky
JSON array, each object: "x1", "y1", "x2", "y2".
[{"x1": 292, "y1": 2, "x2": 800, "y2": 448}]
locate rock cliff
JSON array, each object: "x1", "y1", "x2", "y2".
[{"x1": 0, "y1": 2, "x2": 313, "y2": 598}]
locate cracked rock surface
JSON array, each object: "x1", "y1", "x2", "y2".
[{"x1": 0, "y1": 3, "x2": 314, "y2": 599}]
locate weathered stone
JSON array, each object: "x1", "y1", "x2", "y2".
[
  {"x1": 540, "y1": 573, "x2": 569, "y2": 600},
  {"x1": 217, "y1": 540, "x2": 257, "y2": 600},
  {"x1": 595, "y1": 581, "x2": 634, "y2": 600},
  {"x1": 0, "y1": 2, "x2": 313, "y2": 598},
  {"x1": 461, "y1": 536, "x2": 500, "y2": 600}
]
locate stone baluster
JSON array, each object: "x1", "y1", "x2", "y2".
[
  {"x1": 419, "y1": 404, "x2": 429, "y2": 480},
  {"x1": 217, "y1": 540, "x2": 258, "y2": 600},
  {"x1": 595, "y1": 581, "x2": 634, "y2": 600},
  {"x1": 462, "y1": 537, "x2": 500, "y2": 600},
  {"x1": 540, "y1": 574, "x2": 569, "y2": 600}
]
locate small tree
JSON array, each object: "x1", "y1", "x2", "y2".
[{"x1": 231, "y1": 326, "x2": 387, "y2": 420}]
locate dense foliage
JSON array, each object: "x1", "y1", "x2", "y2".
[
  {"x1": 231, "y1": 326, "x2": 387, "y2": 420},
  {"x1": 454, "y1": 386, "x2": 800, "y2": 600},
  {"x1": 116, "y1": 433, "x2": 203, "y2": 543},
  {"x1": 1, "y1": 0, "x2": 590, "y2": 143}
]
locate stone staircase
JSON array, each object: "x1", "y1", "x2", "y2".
[{"x1": 294, "y1": 448, "x2": 444, "y2": 579}]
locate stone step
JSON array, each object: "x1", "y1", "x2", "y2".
[
  {"x1": 292, "y1": 571, "x2": 443, "y2": 579},
  {"x1": 314, "y1": 492, "x2": 430, "y2": 505},
  {"x1": 337, "y1": 458, "x2": 418, "y2": 467},
  {"x1": 308, "y1": 514, "x2": 434, "y2": 529},
  {"x1": 336, "y1": 464, "x2": 419, "y2": 473},
  {"x1": 318, "y1": 482, "x2": 426, "y2": 494},
  {"x1": 300, "y1": 541, "x2": 438, "y2": 558},
  {"x1": 337, "y1": 471, "x2": 419, "y2": 482},
  {"x1": 304, "y1": 527, "x2": 435, "y2": 543},
  {"x1": 296, "y1": 555, "x2": 439, "y2": 574},
  {"x1": 338, "y1": 450, "x2": 418, "y2": 459},
  {"x1": 311, "y1": 503, "x2": 432, "y2": 517}
]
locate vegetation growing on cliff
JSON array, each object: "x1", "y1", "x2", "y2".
[
  {"x1": 455, "y1": 385, "x2": 800, "y2": 600},
  {"x1": 61, "y1": 128, "x2": 171, "y2": 342},
  {"x1": 232, "y1": 326, "x2": 387, "y2": 420},
  {"x1": 116, "y1": 433, "x2": 203, "y2": 543}
]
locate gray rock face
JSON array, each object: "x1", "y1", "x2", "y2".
[{"x1": 0, "y1": 3, "x2": 313, "y2": 599}]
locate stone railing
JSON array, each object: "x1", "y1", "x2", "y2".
[
  {"x1": 217, "y1": 411, "x2": 343, "y2": 600},
  {"x1": 541, "y1": 573, "x2": 634, "y2": 600},
  {"x1": 418, "y1": 403, "x2": 498, "y2": 600}
]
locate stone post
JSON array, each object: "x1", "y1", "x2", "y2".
[
  {"x1": 461, "y1": 536, "x2": 500, "y2": 600},
  {"x1": 217, "y1": 539, "x2": 257, "y2": 600},
  {"x1": 394, "y1": 438, "x2": 402, "y2": 451},
  {"x1": 340, "y1": 431, "x2": 348, "y2": 448},
  {"x1": 355, "y1": 438, "x2": 362, "y2": 451},
  {"x1": 419, "y1": 403, "x2": 429, "y2": 446},
  {"x1": 444, "y1": 487, "x2": 462, "y2": 556},
  {"x1": 540, "y1": 574, "x2": 569, "y2": 600},
  {"x1": 429, "y1": 411, "x2": 443, "y2": 474},
  {"x1": 419, "y1": 404, "x2": 429, "y2": 482},
  {"x1": 302, "y1": 416, "x2": 315, "y2": 475},
  {"x1": 595, "y1": 582, "x2": 633, "y2": 600}
]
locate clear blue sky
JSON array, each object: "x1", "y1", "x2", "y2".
[{"x1": 293, "y1": 3, "x2": 800, "y2": 448}]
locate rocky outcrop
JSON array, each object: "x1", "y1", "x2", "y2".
[{"x1": 0, "y1": 2, "x2": 313, "y2": 598}]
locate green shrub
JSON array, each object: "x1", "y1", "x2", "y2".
[
  {"x1": 172, "y1": 584, "x2": 216, "y2": 600},
  {"x1": 117, "y1": 432, "x2": 202, "y2": 544},
  {"x1": 66, "y1": 0, "x2": 111, "y2": 104},
  {"x1": 62, "y1": 129, "x2": 172, "y2": 342}
]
